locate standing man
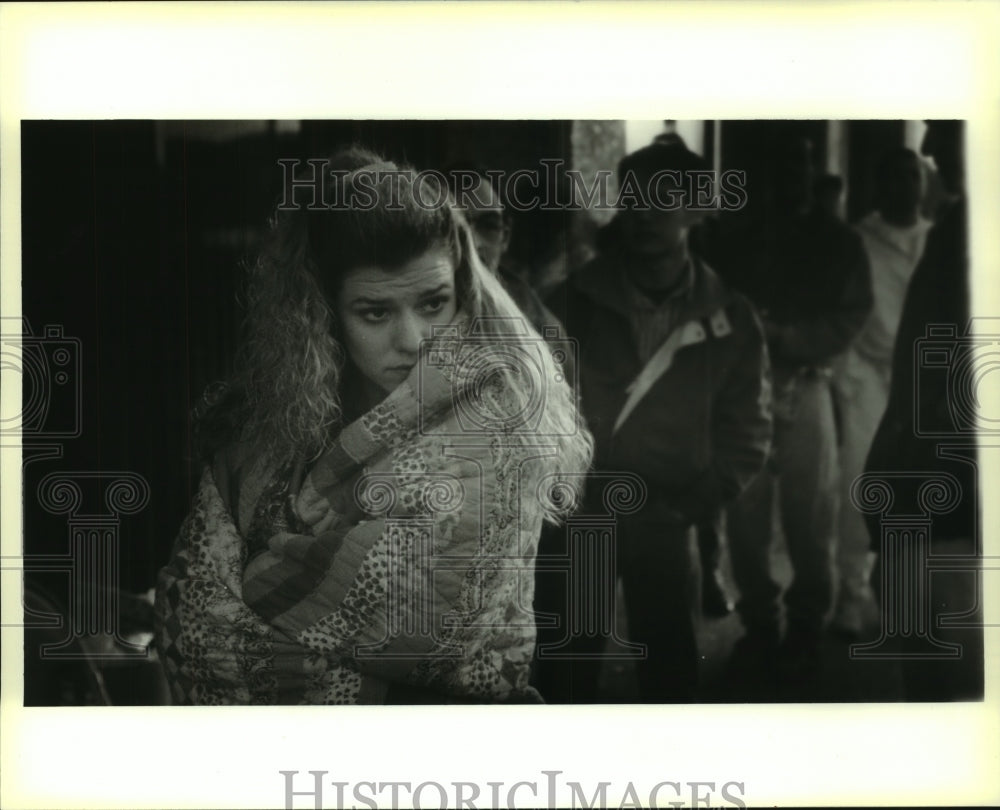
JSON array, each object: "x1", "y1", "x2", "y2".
[
  {"x1": 721, "y1": 137, "x2": 872, "y2": 683},
  {"x1": 544, "y1": 140, "x2": 772, "y2": 702},
  {"x1": 831, "y1": 148, "x2": 931, "y2": 637}
]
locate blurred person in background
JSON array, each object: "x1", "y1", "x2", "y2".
[
  {"x1": 444, "y1": 162, "x2": 564, "y2": 336},
  {"x1": 719, "y1": 136, "x2": 872, "y2": 692},
  {"x1": 831, "y1": 147, "x2": 930, "y2": 638},
  {"x1": 544, "y1": 140, "x2": 772, "y2": 702},
  {"x1": 864, "y1": 121, "x2": 982, "y2": 700},
  {"x1": 651, "y1": 132, "x2": 739, "y2": 621}
]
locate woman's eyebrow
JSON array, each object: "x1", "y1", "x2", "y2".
[
  {"x1": 416, "y1": 283, "x2": 451, "y2": 299},
  {"x1": 348, "y1": 295, "x2": 391, "y2": 307},
  {"x1": 348, "y1": 281, "x2": 452, "y2": 306}
]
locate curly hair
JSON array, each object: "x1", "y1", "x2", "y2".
[{"x1": 196, "y1": 146, "x2": 592, "y2": 516}]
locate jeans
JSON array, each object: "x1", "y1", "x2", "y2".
[
  {"x1": 833, "y1": 348, "x2": 887, "y2": 601},
  {"x1": 727, "y1": 373, "x2": 839, "y2": 639}
]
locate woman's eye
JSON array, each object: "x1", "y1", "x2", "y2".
[
  {"x1": 359, "y1": 308, "x2": 389, "y2": 323},
  {"x1": 418, "y1": 296, "x2": 448, "y2": 315}
]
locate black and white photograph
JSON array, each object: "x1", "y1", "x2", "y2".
[
  {"x1": 2, "y1": 3, "x2": 998, "y2": 809},
  {"x1": 14, "y1": 116, "x2": 985, "y2": 708}
]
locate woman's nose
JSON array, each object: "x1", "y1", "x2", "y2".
[{"x1": 392, "y1": 311, "x2": 426, "y2": 356}]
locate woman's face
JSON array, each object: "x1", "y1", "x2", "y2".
[{"x1": 336, "y1": 245, "x2": 458, "y2": 396}]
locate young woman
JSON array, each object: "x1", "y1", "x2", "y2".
[{"x1": 154, "y1": 147, "x2": 592, "y2": 704}]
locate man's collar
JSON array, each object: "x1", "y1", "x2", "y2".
[
  {"x1": 623, "y1": 258, "x2": 695, "y2": 309},
  {"x1": 574, "y1": 252, "x2": 730, "y2": 322}
]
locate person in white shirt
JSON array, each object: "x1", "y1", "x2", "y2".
[{"x1": 831, "y1": 147, "x2": 931, "y2": 637}]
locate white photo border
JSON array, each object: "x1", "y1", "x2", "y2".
[{"x1": 2, "y1": 2, "x2": 998, "y2": 808}]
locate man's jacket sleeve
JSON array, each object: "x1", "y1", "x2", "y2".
[
  {"x1": 772, "y1": 231, "x2": 873, "y2": 366},
  {"x1": 673, "y1": 298, "x2": 773, "y2": 524}
]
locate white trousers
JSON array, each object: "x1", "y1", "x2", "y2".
[{"x1": 833, "y1": 348, "x2": 889, "y2": 599}]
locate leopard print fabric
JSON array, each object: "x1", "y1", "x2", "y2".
[{"x1": 156, "y1": 355, "x2": 550, "y2": 705}]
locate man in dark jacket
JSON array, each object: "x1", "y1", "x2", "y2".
[
  {"x1": 716, "y1": 137, "x2": 873, "y2": 681},
  {"x1": 542, "y1": 141, "x2": 772, "y2": 702}
]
